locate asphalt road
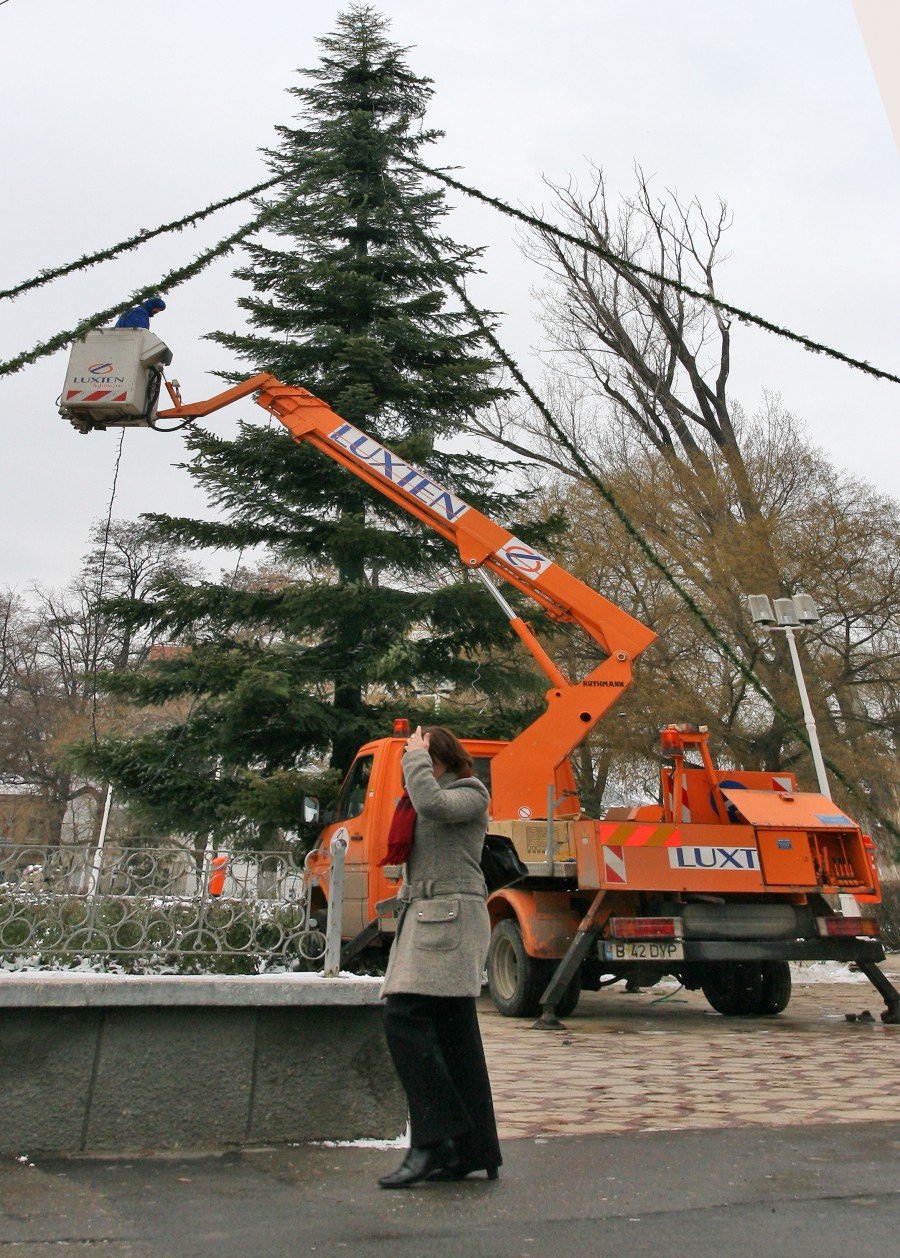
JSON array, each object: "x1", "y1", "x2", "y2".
[{"x1": 2, "y1": 1120, "x2": 899, "y2": 1257}]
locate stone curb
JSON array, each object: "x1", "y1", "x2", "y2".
[{"x1": 0, "y1": 972, "x2": 384, "y2": 1007}]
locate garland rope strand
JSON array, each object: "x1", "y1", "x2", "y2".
[
  {"x1": 2, "y1": 145, "x2": 892, "y2": 836},
  {"x1": 405, "y1": 158, "x2": 900, "y2": 388},
  {"x1": 0, "y1": 176, "x2": 284, "y2": 303},
  {"x1": 0, "y1": 193, "x2": 294, "y2": 379},
  {"x1": 404, "y1": 215, "x2": 898, "y2": 840}
]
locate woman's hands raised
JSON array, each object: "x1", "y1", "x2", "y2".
[{"x1": 405, "y1": 726, "x2": 430, "y2": 755}]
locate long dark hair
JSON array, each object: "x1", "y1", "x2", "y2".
[{"x1": 424, "y1": 726, "x2": 473, "y2": 778}]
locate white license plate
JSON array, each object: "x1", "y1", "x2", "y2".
[{"x1": 602, "y1": 940, "x2": 684, "y2": 962}]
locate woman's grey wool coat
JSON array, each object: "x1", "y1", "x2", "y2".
[{"x1": 381, "y1": 748, "x2": 491, "y2": 998}]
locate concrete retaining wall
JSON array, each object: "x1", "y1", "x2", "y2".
[{"x1": 0, "y1": 974, "x2": 407, "y2": 1156}]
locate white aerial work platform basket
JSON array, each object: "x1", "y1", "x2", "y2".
[{"x1": 59, "y1": 329, "x2": 174, "y2": 432}]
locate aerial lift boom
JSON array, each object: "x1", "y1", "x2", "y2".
[{"x1": 149, "y1": 372, "x2": 657, "y2": 822}]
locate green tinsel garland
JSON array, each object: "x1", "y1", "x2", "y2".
[
  {"x1": 404, "y1": 210, "x2": 899, "y2": 841},
  {"x1": 0, "y1": 176, "x2": 283, "y2": 303},
  {"x1": 0, "y1": 194, "x2": 292, "y2": 378},
  {"x1": 407, "y1": 158, "x2": 900, "y2": 389}
]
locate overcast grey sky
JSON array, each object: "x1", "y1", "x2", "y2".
[{"x1": 1, "y1": 0, "x2": 897, "y2": 593}]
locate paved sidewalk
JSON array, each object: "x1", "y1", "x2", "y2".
[
  {"x1": 480, "y1": 965, "x2": 900, "y2": 1140},
  {"x1": 2, "y1": 967, "x2": 898, "y2": 1257}
]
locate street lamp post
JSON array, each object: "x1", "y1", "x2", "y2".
[{"x1": 747, "y1": 593, "x2": 831, "y2": 799}]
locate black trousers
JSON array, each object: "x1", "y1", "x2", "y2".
[{"x1": 383, "y1": 993, "x2": 502, "y2": 1171}]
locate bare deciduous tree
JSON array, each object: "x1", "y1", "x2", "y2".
[
  {"x1": 469, "y1": 168, "x2": 898, "y2": 845},
  {"x1": 0, "y1": 521, "x2": 198, "y2": 844}
]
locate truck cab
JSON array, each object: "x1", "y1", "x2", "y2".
[{"x1": 311, "y1": 731, "x2": 510, "y2": 940}]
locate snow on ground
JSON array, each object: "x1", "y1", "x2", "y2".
[
  {"x1": 2, "y1": 956, "x2": 894, "y2": 984},
  {"x1": 310, "y1": 1134, "x2": 408, "y2": 1151},
  {"x1": 0, "y1": 955, "x2": 379, "y2": 980},
  {"x1": 310, "y1": 1120, "x2": 410, "y2": 1150},
  {"x1": 644, "y1": 962, "x2": 872, "y2": 992},
  {"x1": 790, "y1": 960, "x2": 870, "y2": 984}
]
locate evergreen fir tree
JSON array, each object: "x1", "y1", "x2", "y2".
[{"x1": 79, "y1": 4, "x2": 551, "y2": 845}]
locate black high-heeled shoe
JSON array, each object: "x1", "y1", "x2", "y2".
[
  {"x1": 428, "y1": 1162, "x2": 500, "y2": 1182},
  {"x1": 377, "y1": 1139, "x2": 459, "y2": 1189}
]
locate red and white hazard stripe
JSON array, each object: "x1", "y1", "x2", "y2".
[
  {"x1": 603, "y1": 845, "x2": 627, "y2": 885},
  {"x1": 64, "y1": 389, "x2": 129, "y2": 404}
]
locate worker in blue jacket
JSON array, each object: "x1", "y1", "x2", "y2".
[{"x1": 114, "y1": 296, "x2": 166, "y2": 329}]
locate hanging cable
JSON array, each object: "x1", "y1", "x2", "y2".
[
  {"x1": 147, "y1": 416, "x2": 199, "y2": 433},
  {"x1": 131, "y1": 410, "x2": 277, "y2": 796},
  {"x1": 90, "y1": 429, "x2": 126, "y2": 748}
]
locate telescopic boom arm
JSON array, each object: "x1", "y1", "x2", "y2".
[{"x1": 156, "y1": 377, "x2": 657, "y2": 818}]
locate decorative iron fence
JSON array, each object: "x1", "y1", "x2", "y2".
[{"x1": 0, "y1": 843, "x2": 328, "y2": 971}]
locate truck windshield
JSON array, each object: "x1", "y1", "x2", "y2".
[
  {"x1": 335, "y1": 754, "x2": 374, "y2": 822},
  {"x1": 472, "y1": 757, "x2": 493, "y2": 794}
]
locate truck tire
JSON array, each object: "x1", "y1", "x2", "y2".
[
  {"x1": 487, "y1": 921, "x2": 581, "y2": 1018},
  {"x1": 701, "y1": 961, "x2": 764, "y2": 1016},
  {"x1": 488, "y1": 920, "x2": 546, "y2": 1017},
  {"x1": 756, "y1": 960, "x2": 791, "y2": 1015}
]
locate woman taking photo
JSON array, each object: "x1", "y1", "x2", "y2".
[{"x1": 378, "y1": 725, "x2": 502, "y2": 1189}]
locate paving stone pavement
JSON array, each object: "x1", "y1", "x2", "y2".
[{"x1": 478, "y1": 962, "x2": 900, "y2": 1140}]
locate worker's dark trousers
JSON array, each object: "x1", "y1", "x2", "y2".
[{"x1": 383, "y1": 994, "x2": 502, "y2": 1171}]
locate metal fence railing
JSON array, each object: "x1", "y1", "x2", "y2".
[{"x1": 0, "y1": 843, "x2": 333, "y2": 971}]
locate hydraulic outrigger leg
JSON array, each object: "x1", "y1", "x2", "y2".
[
  {"x1": 858, "y1": 960, "x2": 900, "y2": 1024},
  {"x1": 533, "y1": 890, "x2": 612, "y2": 1031}
]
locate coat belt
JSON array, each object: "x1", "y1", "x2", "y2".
[{"x1": 398, "y1": 878, "x2": 486, "y2": 903}]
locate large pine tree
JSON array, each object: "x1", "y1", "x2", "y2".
[{"x1": 83, "y1": 5, "x2": 548, "y2": 845}]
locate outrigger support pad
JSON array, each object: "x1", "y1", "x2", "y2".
[
  {"x1": 856, "y1": 960, "x2": 900, "y2": 1023},
  {"x1": 532, "y1": 924, "x2": 600, "y2": 1030}
]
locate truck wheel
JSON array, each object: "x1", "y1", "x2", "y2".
[
  {"x1": 756, "y1": 960, "x2": 791, "y2": 1015},
  {"x1": 701, "y1": 962, "x2": 764, "y2": 1016},
  {"x1": 487, "y1": 921, "x2": 581, "y2": 1018},
  {"x1": 487, "y1": 920, "x2": 547, "y2": 1018}
]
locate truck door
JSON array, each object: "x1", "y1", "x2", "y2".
[{"x1": 321, "y1": 752, "x2": 376, "y2": 937}]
